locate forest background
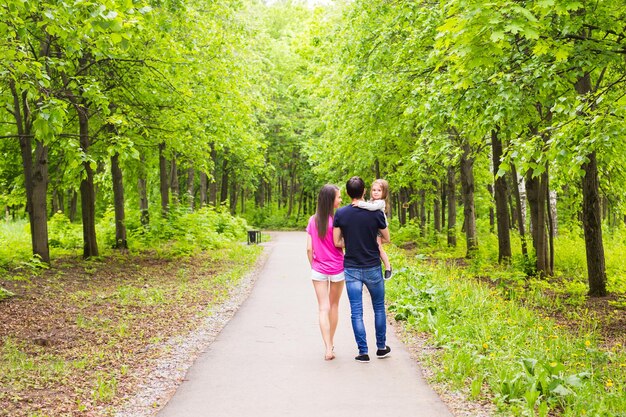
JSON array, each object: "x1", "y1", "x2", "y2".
[{"x1": 1, "y1": 0, "x2": 626, "y2": 416}]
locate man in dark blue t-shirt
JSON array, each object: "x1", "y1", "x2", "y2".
[{"x1": 333, "y1": 176, "x2": 391, "y2": 363}]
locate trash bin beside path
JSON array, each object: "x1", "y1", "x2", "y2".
[{"x1": 247, "y1": 229, "x2": 261, "y2": 244}]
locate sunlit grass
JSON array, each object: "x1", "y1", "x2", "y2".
[
  {"x1": 392, "y1": 218, "x2": 626, "y2": 296},
  {"x1": 0, "y1": 220, "x2": 35, "y2": 268},
  {"x1": 387, "y1": 255, "x2": 626, "y2": 416},
  {"x1": 387, "y1": 219, "x2": 626, "y2": 416}
]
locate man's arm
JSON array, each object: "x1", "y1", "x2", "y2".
[
  {"x1": 378, "y1": 227, "x2": 390, "y2": 244},
  {"x1": 333, "y1": 227, "x2": 344, "y2": 248}
]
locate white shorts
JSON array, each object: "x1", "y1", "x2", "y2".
[{"x1": 311, "y1": 270, "x2": 345, "y2": 282}]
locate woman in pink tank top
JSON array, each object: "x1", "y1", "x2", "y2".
[{"x1": 306, "y1": 184, "x2": 345, "y2": 360}]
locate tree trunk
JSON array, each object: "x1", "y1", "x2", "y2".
[
  {"x1": 111, "y1": 152, "x2": 127, "y2": 250},
  {"x1": 58, "y1": 189, "x2": 65, "y2": 214},
  {"x1": 510, "y1": 162, "x2": 528, "y2": 257},
  {"x1": 491, "y1": 129, "x2": 512, "y2": 263},
  {"x1": 170, "y1": 155, "x2": 179, "y2": 204},
  {"x1": 138, "y1": 152, "x2": 149, "y2": 226},
  {"x1": 433, "y1": 179, "x2": 441, "y2": 233},
  {"x1": 447, "y1": 165, "x2": 457, "y2": 247},
  {"x1": 78, "y1": 107, "x2": 98, "y2": 258},
  {"x1": 575, "y1": 72, "x2": 607, "y2": 296},
  {"x1": 526, "y1": 169, "x2": 549, "y2": 276},
  {"x1": 199, "y1": 171, "x2": 208, "y2": 207},
  {"x1": 11, "y1": 80, "x2": 50, "y2": 262},
  {"x1": 549, "y1": 190, "x2": 558, "y2": 236},
  {"x1": 546, "y1": 180, "x2": 555, "y2": 276},
  {"x1": 69, "y1": 190, "x2": 78, "y2": 222},
  {"x1": 187, "y1": 167, "x2": 195, "y2": 211},
  {"x1": 287, "y1": 166, "x2": 296, "y2": 217},
  {"x1": 487, "y1": 184, "x2": 495, "y2": 233},
  {"x1": 32, "y1": 140, "x2": 50, "y2": 260},
  {"x1": 209, "y1": 146, "x2": 217, "y2": 206},
  {"x1": 220, "y1": 158, "x2": 229, "y2": 206},
  {"x1": 460, "y1": 143, "x2": 477, "y2": 257},
  {"x1": 507, "y1": 185, "x2": 515, "y2": 229},
  {"x1": 229, "y1": 179, "x2": 237, "y2": 214},
  {"x1": 408, "y1": 198, "x2": 418, "y2": 221},
  {"x1": 441, "y1": 176, "x2": 446, "y2": 232},
  {"x1": 581, "y1": 152, "x2": 607, "y2": 296},
  {"x1": 296, "y1": 187, "x2": 303, "y2": 222},
  {"x1": 399, "y1": 187, "x2": 407, "y2": 226},
  {"x1": 51, "y1": 189, "x2": 64, "y2": 216},
  {"x1": 257, "y1": 179, "x2": 266, "y2": 208},
  {"x1": 159, "y1": 142, "x2": 169, "y2": 216},
  {"x1": 419, "y1": 189, "x2": 426, "y2": 237}
]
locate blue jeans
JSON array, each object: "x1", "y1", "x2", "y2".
[{"x1": 344, "y1": 266, "x2": 386, "y2": 355}]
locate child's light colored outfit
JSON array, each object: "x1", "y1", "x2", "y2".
[
  {"x1": 356, "y1": 199, "x2": 392, "y2": 280},
  {"x1": 357, "y1": 200, "x2": 388, "y2": 226}
]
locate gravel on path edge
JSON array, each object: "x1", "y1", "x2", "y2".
[
  {"x1": 114, "y1": 239, "x2": 494, "y2": 417},
  {"x1": 114, "y1": 243, "x2": 273, "y2": 417}
]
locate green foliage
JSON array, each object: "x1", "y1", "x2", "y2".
[
  {"x1": 113, "y1": 286, "x2": 166, "y2": 306},
  {"x1": 387, "y1": 256, "x2": 626, "y2": 416},
  {"x1": 0, "y1": 220, "x2": 33, "y2": 268},
  {"x1": 92, "y1": 372, "x2": 118, "y2": 403},
  {"x1": 49, "y1": 212, "x2": 83, "y2": 250},
  {"x1": 243, "y1": 204, "x2": 308, "y2": 230},
  {"x1": 0, "y1": 287, "x2": 15, "y2": 301},
  {"x1": 126, "y1": 206, "x2": 249, "y2": 255},
  {"x1": 1, "y1": 205, "x2": 251, "y2": 268}
]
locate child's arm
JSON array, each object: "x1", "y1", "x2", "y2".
[{"x1": 354, "y1": 200, "x2": 386, "y2": 211}]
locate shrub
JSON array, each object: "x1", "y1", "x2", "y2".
[{"x1": 48, "y1": 212, "x2": 82, "y2": 249}]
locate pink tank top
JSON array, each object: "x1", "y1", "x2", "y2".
[{"x1": 306, "y1": 215, "x2": 344, "y2": 274}]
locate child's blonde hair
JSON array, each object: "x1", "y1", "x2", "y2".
[{"x1": 372, "y1": 179, "x2": 389, "y2": 200}]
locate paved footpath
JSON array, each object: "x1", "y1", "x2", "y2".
[{"x1": 158, "y1": 231, "x2": 453, "y2": 417}]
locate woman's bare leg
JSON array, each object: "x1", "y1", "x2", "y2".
[
  {"x1": 328, "y1": 280, "x2": 344, "y2": 350},
  {"x1": 312, "y1": 280, "x2": 334, "y2": 360}
]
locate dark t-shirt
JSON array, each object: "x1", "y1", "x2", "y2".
[{"x1": 333, "y1": 204, "x2": 387, "y2": 268}]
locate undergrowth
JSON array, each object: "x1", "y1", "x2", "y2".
[
  {"x1": 1, "y1": 205, "x2": 250, "y2": 271},
  {"x1": 387, "y1": 218, "x2": 626, "y2": 416}
]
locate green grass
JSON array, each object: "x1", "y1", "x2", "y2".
[
  {"x1": 0, "y1": 242, "x2": 263, "y2": 416},
  {"x1": 1, "y1": 205, "x2": 251, "y2": 268},
  {"x1": 391, "y1": 218, "x2": 626, "y2": 296},
  {"x1": 0, "y1": 207, "x2": 261, "y2": 417},
  {"x1": 387, "y1": 248, "x2": 626, "y2": 416},
  {"x1": 0, "y1": 220, "x2": 36, "y2": 269}
]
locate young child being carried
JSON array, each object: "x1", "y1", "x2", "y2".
[{"x1": 352, "y1": 178, "x2": 392, "y2": 280}]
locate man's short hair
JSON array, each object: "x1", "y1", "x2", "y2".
[{"x1": 346, "y1": 176, "x2": 365, "y2": 199}]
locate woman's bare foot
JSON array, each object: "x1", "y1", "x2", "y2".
[{"x1": 324, "y1": 351, "x2": 335, "y2": 360}]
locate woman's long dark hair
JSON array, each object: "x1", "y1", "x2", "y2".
[{"x1": 315, "y1": 184, "x2": 339, "y2": 240}]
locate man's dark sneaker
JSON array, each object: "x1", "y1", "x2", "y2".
[
  {"x1": 354, "y1": 354, "x2": 370, "y2": 363},
  {"x1": 384, "y1": 268, "x2": 393, "y2": 280},
  {"x1": 376, "y1": 346, "x2": 391, "y2": 358}
]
